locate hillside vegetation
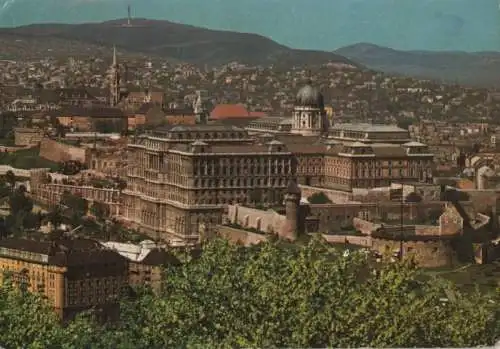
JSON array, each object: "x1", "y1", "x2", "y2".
[
  {"x1": 0, "y1": 19, "x2": 357, "y2": 67},
  {"x1": 0, "y1": 237, "x2": 498, "y2": 348}
]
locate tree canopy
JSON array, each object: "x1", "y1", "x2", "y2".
[
  {"x1": 90, "y1": 201, "x2": 110, "y2": 222},
  {"x1": 6, "y1": 186, "x2": 40, "y2": 235},
  {"x1": 58, "y1": 160, "x2": 85, "y2": 176},
  {"x1": 60, "y1": 191, "x2": 88, "y2": 216},
  {"x1": 4, "y1": 170, "x2": 16, "y2": 191},
  {"x1": 307, "y1": 191, "x2": 332, "y2": 204},
  {"x1": 0, "y1": 237, "x2": 499, "y2": 348},
  {"x1": 405, "y1": 191, "x2": 423, "y2": 203}
]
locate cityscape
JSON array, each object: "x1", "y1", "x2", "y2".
[{"x1": 0, "y1": 5, "x2": 500, "y2": 348}]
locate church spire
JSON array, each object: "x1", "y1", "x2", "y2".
[
  {"x1": 109, "y1": 45, "x2": 120, "y2": 106},
  {"x1": 194, "y1": 90, "x2": 207, "y2": 124}
]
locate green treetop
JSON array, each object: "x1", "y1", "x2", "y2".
[{"x1": 0, "y1": 237, "x2": 499, "y2": 348}]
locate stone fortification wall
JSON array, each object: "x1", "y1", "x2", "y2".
[
  {"x1": 0, "y1": 165, "x2": 49, "y2": 180},
  {"x1": 371, "y1": 237, "x2": 457, "y2": 268},
  {"x1": 226, "y1": 205, "x2": 286, "y2": 234},
  {"x1": 321, "y1": 234, "x2": 372, "y2": 247},
  {"x1": 299, "y1": 185, "x2": 353, "y2": 203},
  {"x1": 217, "y1": 226, "x2": 269, "y2": 246},
  {"x1": 308, "y1": 202, "x2": 445, "y2": 234},
  {"x1": 39, "y1": 138, "x2": 88, "y2": 164}
]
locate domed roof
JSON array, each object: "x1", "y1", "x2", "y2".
[{"x1": 295, "y1": 81, "x2": 324, "y2": 108}]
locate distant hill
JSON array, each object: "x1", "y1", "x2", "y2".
[
  {"x1": 0, "y1": 19, "x2": 357, "y2": 68},
  {"x1": 0, "y1": 0, "x2": 497, "y2": 53},
  {"x1": 335, "y1": 43, "x2": 500, "y2": 88}
]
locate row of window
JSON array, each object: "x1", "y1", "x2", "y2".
[
  {"x1": 192, "y1": 157, "x2": 290, "y2": 166},
  {"x1": 194, "y1": 178, "x2": 289, "y2": 188},
  {"x1": 193, "y1": 166, "x2": 292, "y2": 176}
]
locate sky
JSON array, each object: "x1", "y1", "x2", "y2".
[{"x1": 0, "y1": 0, "x2": 498, "y2": 52}]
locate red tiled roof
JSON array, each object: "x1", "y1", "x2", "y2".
[{"x1": 210, "y1": 104, "x2": 251, "y2": 120}]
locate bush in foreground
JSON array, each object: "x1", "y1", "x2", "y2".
[{"x1": 0, "y1": 237, "x2": 499, "y2": 348}]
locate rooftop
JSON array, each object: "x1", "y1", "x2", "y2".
[
  {"x1": 101, "y1": 241, "x2": 181, "y2": 266},
  {"x1": 171, "y1": 143, "x2": 291, "y2": 154},
  {"x1": 330, "y1": 123, "x2": 407, "y2": 133},
  {"x1": 404, "y1": 141, "x2": 427, "y2": 147},
  {"x1": 210, "y1": 104, "x2": 255, "y2": 120},
  {"x1": 0, "y1": 237, "x2": 125, "y2": 267},
  {"x1": 152, "y1": 124, "x2": 246, "y2": 134},
  {"x1": 247, "y1": 116, "x2": 292, "y2": 126}
]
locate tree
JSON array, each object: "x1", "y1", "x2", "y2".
[
  {"x1": 307, "y1": 191, "x2": 332, "y2": 204},
  {"x1": 47, "y1": 205, "x2": 64, "y2": 228},
  {"x1": 116, "y1": 179, "x2": 127, "y2": 192},
  {"x1": 54, "y1": 119, "x2": 66, "y2": 138},
  {"x1": 6, "y1": 186, "x2": 36, "y2": 234},
  {"x1": 0, "y1": 177, "x2": 10, "y2": 198},
  {"x1": 109, "y1": 238, "x2": 499, "y2": 348},
  {"x1": 0, "y1": 112, "x2": 18, "y2": 138},
  {"x1": 5, "y1": 170, "x2": 16, "y2": 192},
  {"x1": 91, "y1": 201, "x2": 110, "y2": 223},
  {"x1": 8, "y1": 186, "x2": 33, "y2": 216},
  {"x1": 60, "y1": 191, "x2": 88, "y2": 225},
  {"x1": 249, "y1": 188, "x2": 263, "y2": 205},
  {"x1": 0, "y1": 238, "x2": 499, "y2": 347},
  {"x1": 59, "y1": 160, "x2": 85, "y2": 176},
  {"x1": 405, "y1": 191, "x2": 423, "y2": 203},
  {"x1": 0, "y1": 217, "x2": 7, "y2": 238},
  {"x1": 396, "y1": 117, "x2": 414, "y2": 130}
]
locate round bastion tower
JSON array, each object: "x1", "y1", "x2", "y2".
[
  {"x1": 281, "y1": 180, "x2": 302, "y2": 240},
  {"x1": 291, "y1": 80, "x2": 329, "y2": 136}
]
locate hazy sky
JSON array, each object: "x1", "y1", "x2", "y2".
[{"x1": 0, "y1": 0, "x2": 499, "y2": 52}]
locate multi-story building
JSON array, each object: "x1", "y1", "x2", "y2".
[
  {"x1": 0, "y1": 237, "x2": 128, "y2": 321},
  {"x1": 122, "y1": 128, "x2": 294, "y2": 243},
  {"x1": 101, "y1": 240, "x2": 181, "y2": 294},
  {"x1": 117, "y1": 81, "x2": 435, "y2": 244},
  {"x1": 293, "y1": 141, "x2": 434, "y2": 189}
]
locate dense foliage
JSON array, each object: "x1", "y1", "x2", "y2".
[
  {"x1": 0, "y1": 237, "x2": 499, "y2": 348},
  {"x1": 5, "y1": 185, "x2": 42, "y2": 235},
  {"x1": 0, "y1": 148, "x2": 59, "y2": 171},
  {"x1": 307, "y1": 191, "x2": 332, "y2": 204},
  {"x1": 58, "y1": 160, "x2": 86, "y2": 176}
]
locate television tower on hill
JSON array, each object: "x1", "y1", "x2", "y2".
[{"x1": 117, "y1": 4, "x2": 146, "y2": 28}]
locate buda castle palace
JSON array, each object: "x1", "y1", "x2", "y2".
[{"x1": 120, "y1": 80, "x2": 434, "y2": 244}]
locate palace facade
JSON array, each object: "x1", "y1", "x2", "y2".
[
  {"x1": 120, "y1": 128, "x2": 294, "y2": 243},
  {"x1": 120, "y1": 81, "x2": 434, "y2": 244}
]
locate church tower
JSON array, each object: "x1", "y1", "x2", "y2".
[
  {"x1": 109, "y1": 46, "x2": 121, "y2": 107},
  {"x1": 193, "y1": 92, "x2": 207, "y2": 124},
  {"x1": 291, "y1": 78, "x2": 328, "y2": 136}
]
